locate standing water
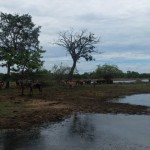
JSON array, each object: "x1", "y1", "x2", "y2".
[
  {"x1": 0, "y1": 113, "x2": 150, "y2": 150},
  {"x1": 112, "y1": 94, "x2": 150, "y2": 107}
]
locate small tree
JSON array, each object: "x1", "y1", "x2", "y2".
[
  {"x1": 55, "y1": 29, "x2": 100, "y2": 79},
  {"x1": 95, "y1": 64, "x2": 124, "y2": 80},
  {"x1": 0, "y1": 12, "x2": 45, "y2": 88},
  {"x1": 126, "y1": 71, "x2": 140, "y2": 78}
]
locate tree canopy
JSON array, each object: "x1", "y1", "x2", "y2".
[
  {"x1": 0, "y1": 12, "x2": 45, "y2": 87},
  {"x1": 94, "y1": 64, "x2": 124, "y2": 79}
]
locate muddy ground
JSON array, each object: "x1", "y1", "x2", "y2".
[{"x1": 0, "y1": 83, "x2": 150, "y2": 129}]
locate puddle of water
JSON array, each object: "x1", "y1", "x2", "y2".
[
  {"x1": 0, "y1": 113, "x2": 150, "y2": 150},
  {"x1": 113, "y1": 94, "x2": 150, "y2": 107}
]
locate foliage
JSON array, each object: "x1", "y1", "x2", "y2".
[
  {"x1": 0, "y1": 12, "x2": 45, "y2": 87},
  {"x1": 55, "y1": 29, "x2": 100, "y2": 79},
  {"x1": 81, "y1": 72, "x2": 93, "y2": 79},
  {"x1": 94, "y1": 64, "x2": 124, "y2": 79},
  {"x1": 30, "y1": 69, "x2": 53, "y2": 82},
  {"x1": 0, "y1": 73, "x2": 4, "y2": 80},
  {"x1": 125, "y1": 71, "x2": 140, "y2": 78},
  {"x1": 140, "y1": 73, "x2": 150, "y2": 78}
]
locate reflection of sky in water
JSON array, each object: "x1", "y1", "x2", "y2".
[
  {"x1": 113, "y1": 94, "x2": 150, "y2": 107},
  {"x1": 0, "y1": 113, "x2": 150, "y2": 150}
]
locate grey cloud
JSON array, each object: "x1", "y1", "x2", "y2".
[{"x1": 1, "y1": 0, "x2": 150, "y2": 73}]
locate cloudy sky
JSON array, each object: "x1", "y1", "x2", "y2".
[{"x1": 1, "y1": 0, "x2": 150, "y2": 73}]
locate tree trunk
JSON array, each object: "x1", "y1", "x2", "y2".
[
  {"x1": 5, "y1": 64, "x2": 10, "y2": 88},
  {"x1": 68, "y1": 60, "x2": 76, "y2": 80}
]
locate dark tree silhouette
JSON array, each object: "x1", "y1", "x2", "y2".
[{"x1": 56, "y1": 29, "x2": 100, "y2": 79}]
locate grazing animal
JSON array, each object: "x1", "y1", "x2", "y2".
[
  {"x1": 61, "y1": 80, "x2": 68, "y2": 86},
  {"x1": 61, "y1": 80, "x2": 84, "y2": 88},
  {"x1": 30, "y1": 80, "x2": 42, "y2": 95},
  {"x1": 16, "y1": 79, "x2": 42, "y2": 96},
  {"x1": 65, "y1": 80, "x2": 76, "y2": 88},
  {"x1": 75, "y1": 80, "x2": 84, "y2": 86},
  {"x1": 96, "y1": 79, "x2": 106, "y2": 84},
  {"x1": 84, "y1": 80, "x2": 91, "y2": 85},
  {"x1": 61, "y1": 80, "x2": 77, "y2": 88},
  {"x1": 91, "y1": 80, "x2": 97, "y2": 87}
]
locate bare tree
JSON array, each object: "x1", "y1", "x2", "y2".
[{"x1": 55, "y1": 29, "x2": 100, "y2": 79}]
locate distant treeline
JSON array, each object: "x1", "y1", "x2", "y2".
[
  {"x1": 82, "y1": 71, "x2": 150, "y2": 79},
  {"x1": 0, "y1": 64, "x2": 150, "y2": 82}
]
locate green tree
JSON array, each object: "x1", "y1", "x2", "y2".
[
  {"x1": 55, "y1": 29, "x2": 100, "y2": 79},
  {"x1": 81, "y1": 72, "x2": 91, "y2": 79},
  {"x1": 0, "y1": 12, "x2": 45, "y2": 88},
  {"x1": 95, "y1": 64, "x2": 124, "y2": 80},
  {"x1": 126, "y1": 71, "x2": 140, "y2": 78}
]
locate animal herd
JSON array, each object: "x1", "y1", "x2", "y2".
[
  {"x1": 61, "y1": 79, "x2": 113, "y2": 88},
  {"x1": 0, "y1": 79, "x2": 113, "y2": 95},
  {"x1": 0, "y1": 79, "x2": 42, "y2": 96}
]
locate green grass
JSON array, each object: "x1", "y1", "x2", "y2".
[{"x1": 0, "y1": 101, "x2": 23, "y2": 117}]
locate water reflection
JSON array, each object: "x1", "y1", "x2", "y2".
[
  {"x1": 68, "y1": 113, "x2": 95, "y2": 141},
  {"x1": 0, "y1": 113, "x2": 150, "y2": 150},
  {"x1": 0, "y1": 129, "x2": 42, "y2": 150}
]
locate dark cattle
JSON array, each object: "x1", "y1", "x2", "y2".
[
  {"x1": 30, "y1": 81, "x2": 42, "y2": 95},
  {"x1": 84, "y1": 80, "x2": 91, "y2": 85},
  {"x1": 16, "y1": 79, "x2": 42, "y2": 96},
  {"x1": 91, "y1": 80, "x2": 97, "y2": 87},
  {"x1": 96, "y1": 79, "x2": 113, "y2": 84},
  {"x1": 96, "y1": 79, "x2": 106, "y2": 84},
  {"x1": 16, "y1": 80, "x2": 26, "y2": 95},
  {"x1": 105, "y1": 79, "x2": 113, "y2": 84}
]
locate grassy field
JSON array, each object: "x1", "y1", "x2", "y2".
[{"x1": 0, "y1": 82, "x2": 150, "y2": 129}]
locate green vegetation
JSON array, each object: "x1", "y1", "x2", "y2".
[
  {"x1": 1, "y1": 64, "x2": 150, "y2": 82},
  {"x1": 0, "y1": 101, "x2": 22, "y2": 117},
  {"x1": 0, "y1": 12, "x2": 45, "y2": 88},
  {"x1": 93, "y1": 64, "x2": 124, "y2": 79}
]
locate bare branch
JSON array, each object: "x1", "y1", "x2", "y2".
[{"x1": 55, "y1": 29, "x2": 101, "y2": 79}]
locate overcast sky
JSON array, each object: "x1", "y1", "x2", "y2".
[{"x1": 1, "y1": 0, "x2": 150, "y2": 73}]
